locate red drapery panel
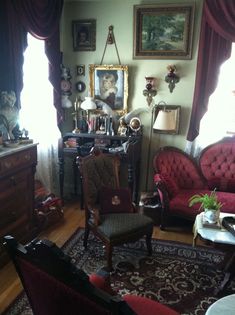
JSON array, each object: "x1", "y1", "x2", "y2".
[
  {"x1": 187, "y1": 0, "x2": 235, "y2": 142},
  {"x1": 2, "y1": 0, "x2": 64, "y2": 126}
]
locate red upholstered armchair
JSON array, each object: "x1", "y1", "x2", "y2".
[{"x1": 4, "y1": 235, "x2": 179, "y2": 315}]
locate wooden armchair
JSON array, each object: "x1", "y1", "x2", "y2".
[
  {"x1": 4, "y1": 235, "x2": 180, "y2": 315},
  {"x1": 78, "y1": 150, "x2": 154, "y2": 271}
]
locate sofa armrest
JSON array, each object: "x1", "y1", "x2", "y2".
[{"x1": 154, "y1": 175, "x2": 171, "y2": 229}]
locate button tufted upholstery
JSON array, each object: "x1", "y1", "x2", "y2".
[
  {"x1": 199, "y1": 137, "x2": 235, "y2": 192},
  {"x1": 153, "y1": 143, "x2": 235, "y2": 230}
]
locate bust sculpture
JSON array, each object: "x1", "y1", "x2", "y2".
[{"x1": 0, "y1": 91, "x2": 19, "y2": 139}]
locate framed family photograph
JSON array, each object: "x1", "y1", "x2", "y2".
[
  {"x1": 133, "y1": 3, "x2": 195, "y2": 59},
  {"x1": 72, "y1": 19, "x2": 96, "y2": 51},
  {"x1": 89, "y1": 64, "x2": 128, "y2": 115}
]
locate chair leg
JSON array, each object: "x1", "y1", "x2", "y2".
[
  {"x1": 106, "y1": 244, "x2": 113, "y2": 272},
  {"x1": 83, "y1": 225, "x2": 90, "y2": 249},
  {"x1": 146, "y1": 231, "x2": 152, "y2": 256}
]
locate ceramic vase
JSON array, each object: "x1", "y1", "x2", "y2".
[{"x1": 204, "y1": 209, "x2": 220, "y2": 224}]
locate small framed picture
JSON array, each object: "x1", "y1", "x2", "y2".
[
  {"x1": 72, "y1": 19, "x2": 96, "y2": 51},
  {"x1": 77, "y1": 65, "x2": 85, "y2": 76}
]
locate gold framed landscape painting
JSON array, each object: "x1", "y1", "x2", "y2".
[
  {"x1": 133, "y1": 3, "x2": 195, "y2": 59},
  {"x1": 89, "y1": 64, "x2": 128, "y2": 116}
]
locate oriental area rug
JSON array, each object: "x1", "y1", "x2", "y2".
[{"x1": 3, "y1": 229, "x2": 235, "y2": 315}]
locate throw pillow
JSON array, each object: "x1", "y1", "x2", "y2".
[{"x1": 99, "y1": 187, "x2": 134, "y2": 214}]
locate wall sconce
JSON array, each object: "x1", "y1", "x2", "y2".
[
  {"x1": 165, "y1": 65, "x2": 180, "y2": 93},
  {"x1": 143, "y1": 77, "x2": 157, "y2": 106}
]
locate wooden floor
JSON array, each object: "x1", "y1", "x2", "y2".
[{"x1": 0, "y1": 200, "x2": 202, "y2": 314}]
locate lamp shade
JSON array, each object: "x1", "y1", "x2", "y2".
[
  {"x1": 153, "y1": 109, "x2": 176, "y2": 131},
  {"x1": 81, "y1": 97, "x2": 96, "y2": 110}
]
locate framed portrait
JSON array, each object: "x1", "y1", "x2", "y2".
[
  {"x1": 89, "y1": 64, "x2": 128, "y2": 115},
  {"x1": 133, "y1": 4, "x2": 195, "y2": 59},
  {"x1": 153, "y1": 105, "x2": 181, "y2": 134},
  {"x1": 77, "y1": 64, "x2": 85, "y2": 76},
  {"x1": 72, "y1": 19, "x2": 96, "y2": 51}
]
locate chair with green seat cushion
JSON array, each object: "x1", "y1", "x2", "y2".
[{"x1": 79, "y1": 150, "x2": 154, "y2": 271}]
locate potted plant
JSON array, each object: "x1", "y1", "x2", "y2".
[{"x1": 189, "y1": 190, "x2": 223, "y2": 223}]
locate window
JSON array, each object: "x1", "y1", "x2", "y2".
[
  {"x1": 196, "y1": 43, "x2": 235, "y2": 151},
  {"x1": 20, "y1": 33, "x2": 60, "y2": 192}
]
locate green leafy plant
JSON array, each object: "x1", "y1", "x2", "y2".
[{"x1": 188, "y1": 189, "x2": 223, "y2": 211}]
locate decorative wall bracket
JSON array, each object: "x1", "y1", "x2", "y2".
[
  {"x1": 143, "y1": 77, "x2": 157, "y2": 106},
  {"x1": 165, "y1": 65, "x2": 180, "y2": 93}
]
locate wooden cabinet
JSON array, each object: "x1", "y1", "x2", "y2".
[
  {"x1": 58, "y1": 133, "x2": 141, "y2": 205},
  {"x1": 0, "y1": 144, "x2": 37, "y2": 267}
]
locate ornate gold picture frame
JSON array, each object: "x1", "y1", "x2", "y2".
[
  {"x1": 89, "y1": 64, "x2": 128, "y2": 116},
  {"x1": 133, "y1": 4, "x2": 195, "y2": 59}
]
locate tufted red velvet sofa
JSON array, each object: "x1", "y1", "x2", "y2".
[{"x1": 153, "y1": 137, "x2": 235, "y2": 229}]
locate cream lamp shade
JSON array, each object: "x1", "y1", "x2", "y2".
[
  {"x1": 81, "y1": 96, "x2": 96, "y2": 110},
  {"x1": 153, "y1": 109, "x2": 177, "y2": 131}
]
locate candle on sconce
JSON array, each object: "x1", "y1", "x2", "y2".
[{"x1": 143, "y1": 76, "x2": 157, "y2": 106}]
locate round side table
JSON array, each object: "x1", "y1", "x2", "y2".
[{"x1": 205, "y1": 294, "x2": 235, "y2": 315}]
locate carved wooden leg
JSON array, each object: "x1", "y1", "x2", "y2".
[
  {"x1": 83, "y1": 225, "x2": 90, "y2": 249},
  {"x1": 106, "y1": 244, "x2": 113, "y2": 272},
  {"x1": 146, "y1": 231, "x2": 153, "y2": 256}
]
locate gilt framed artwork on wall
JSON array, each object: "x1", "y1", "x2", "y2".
[
  {"x1": 133, "y1": 3, "x2": 195, "y2": 59},
  {"x1": 72, "y1": 19, "x2": 96, "y2": 51},
  {"x1": 89, "y1": 64, "x2": 128, "y2": 116}
]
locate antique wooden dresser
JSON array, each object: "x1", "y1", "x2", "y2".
[{"x1": 0, "y1": 143, "x2": 37, "y2": 266}]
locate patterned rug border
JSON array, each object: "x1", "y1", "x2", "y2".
[
  {"x1": 62, "y1": 228, "x2": 226, "y2": 268},
  {"x1": 2, "y1": 228, "x2": 231, "y2": 315}
]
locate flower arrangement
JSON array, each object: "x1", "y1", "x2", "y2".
[{"x1": 188, "y1": 189, "x2": 223, "y2": 212}]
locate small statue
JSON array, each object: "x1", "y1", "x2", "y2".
[
  {"x1": 118, "y1": 118, "x2": 128, "y2": 136},
  {"x1": 0, "y1": 91, "x2": 19, "y2": 140}
]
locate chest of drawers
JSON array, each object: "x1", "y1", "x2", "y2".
[{"x1": 0, "y1": 144, "x2": 37, "y2": 266}]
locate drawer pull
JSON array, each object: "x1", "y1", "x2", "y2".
[
  {"x1": 24, "y1": 154, "x2": 31, "y2": 161},
  {"x1": 4, "y1": 161, "x2": 12, "y2": 169}
]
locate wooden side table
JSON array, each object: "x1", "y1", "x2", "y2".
[{"x1": 193, "y1": 212, "x2": 235, "y2": 293}]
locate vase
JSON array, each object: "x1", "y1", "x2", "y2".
[{"x1": 204, "y1": 209, "x2": 220, "y2": 224}]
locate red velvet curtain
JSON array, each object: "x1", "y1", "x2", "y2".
[
  {"x1": 187, "y1": 0, "x2": 235, "y2": 142},
  {"x1": 1, "y1": 0, "x2": 64, "y2": 126}
]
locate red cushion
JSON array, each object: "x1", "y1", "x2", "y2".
[
  {"x1": 208, "y1": 178, "x2": 235, "y2": 193},
  {"x1": 169, "y1": 189, "x2": 235, "y2": 218},
  {"x1": 124, "y1": 294, "x2": 180, "y2": 315},
  {"x1": 89, "y1": 273, "x2": 116, "y2": 296},
  {"x1": 99, "y1": 187, "x2": 133, "y2": 214}
]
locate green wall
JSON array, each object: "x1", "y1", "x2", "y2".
[{"x1": 60, "y1": 0, "x2": 203, "y2": 192}]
